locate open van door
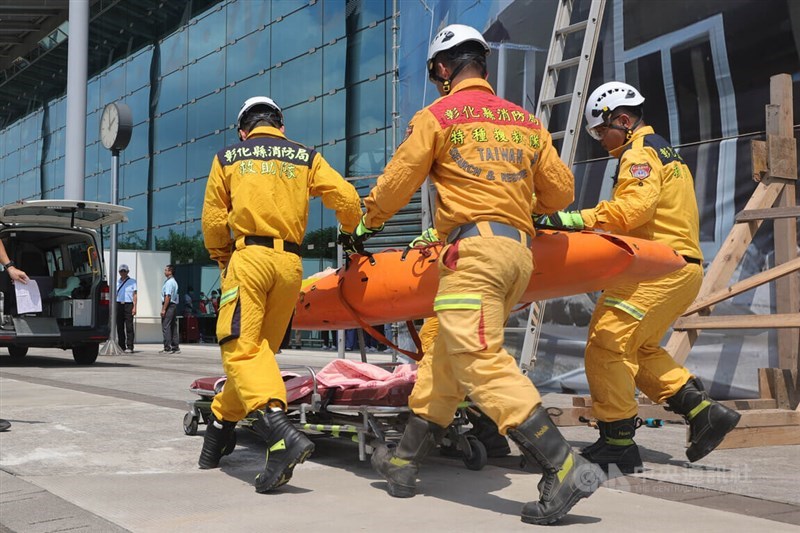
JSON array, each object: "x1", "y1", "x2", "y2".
[{"x1": 0, "y1": 200, "x2": 130, "y2": 229}]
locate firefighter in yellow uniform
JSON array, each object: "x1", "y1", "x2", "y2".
[
  {"x1": 199, "y1": 96, "x2": 362, "y2": 492},
  {"x1": 342, "y1": 24, "x2": 604, "y2": 525},
  {"x1": 537, "y1": 82, "x2": 741, "y2": 473}
]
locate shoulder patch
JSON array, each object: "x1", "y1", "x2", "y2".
[{"x1": 630, "y1": 163, "x2": 651, "y2": 179}]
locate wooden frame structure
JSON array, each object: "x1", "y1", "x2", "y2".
[{"x1": 553, "y1": 74, "x2": 800, "y2": 450}]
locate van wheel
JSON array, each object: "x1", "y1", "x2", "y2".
[
  {"x1": 72, "y1": 343, "x2": 99, "y2": 365},
  {"x1": 8, "y1": 346, "x2": 28, "y2": 359}
]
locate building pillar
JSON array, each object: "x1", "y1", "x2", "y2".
[{"x1": 64, "y1": 0, "x2": 89, "y2": 200}]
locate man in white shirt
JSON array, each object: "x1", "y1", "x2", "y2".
[{"x1": 116, "y1": 264, "x2": 137, "y2": 353}]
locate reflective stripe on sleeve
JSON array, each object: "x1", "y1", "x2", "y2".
[
  {"x1": 603, "y1": 297, "x2": 645, "y2": 321},
  {"x1": 433, "y1": 293, "x2": 482, "y2": 312}
]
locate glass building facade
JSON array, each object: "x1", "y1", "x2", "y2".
[
  {"x1": 2, "y1": 0, "x2": 798, "y2": 394},
  {"x1": 0, "y1": 0, "x2": 399, "y2": 265}
]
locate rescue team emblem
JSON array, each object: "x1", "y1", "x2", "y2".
[{"x1": 630, "y1": 163, "x2": 651, "y2": 179}]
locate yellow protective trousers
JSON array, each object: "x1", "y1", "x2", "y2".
[
  {"x1": 585, "y1": 263, "x2": 703, "y2": 421},
  {"x1": 211, "y1": 242, "x2": 303, "y2": 422},
  {"x1": 408, "y1": 236, "x2": 541, "y2": 435}
]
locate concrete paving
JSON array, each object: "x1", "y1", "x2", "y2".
[{"x1": 1, "y1": 344, "x2": 798, "y2": 532}]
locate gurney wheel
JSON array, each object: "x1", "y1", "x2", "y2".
[
  {"x1": 183, "y1": 412, "x2": 199, "y2": 436},
  {"x1": 462, "y1": 435, "x2": 488, "y2": 471}
]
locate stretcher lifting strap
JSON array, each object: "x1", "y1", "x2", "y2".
[{"x1": 336, "y1": 277, "x2": 424, "y2": 361}]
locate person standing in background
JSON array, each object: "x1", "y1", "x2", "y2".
[
  {"x1": 160, "y1": 264, "x2": 180, "y2": 354},
  {"x1": 116, "y1": 264, "x2": 137, "y2": 353},
  {"x1": 0, "y1": 238, "x2": 28, "y2": 431}
]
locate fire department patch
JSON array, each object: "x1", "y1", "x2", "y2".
[
  {"x1": 399, "y1": 124, "x2": 413, "y2": 146},
  {"x1": 630, "y1": 163, "x2": 651, "y2": 179}
]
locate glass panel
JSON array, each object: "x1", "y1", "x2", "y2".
[
  {"x1": 4, "y1": 150, "x2": 19, "y2": 177},
  {"x1": 225, "y1": 28, "x2": 270, "y2": 84},
  {"x1": 185, "y1": 178, "x2": 206, "y2": 222},
  {"x1": 187, "y1": 132, "x2": 223, "y2": 180},
  {"x1": 160, "y1": 29, "x2": 187, "y2": 75},
  {"x1": 126, "y1": 46, "x2": 152, "y2": 94},
  {"x1": 157, "y1": 69, "x2": 187, "y2": 113},
  {"x1": 121, "y1": 157, "x2": 149, "y2": 198},
  {"x1": 272, "y1": 3, "x2": 322, "y2": 64},
  {"x1": 153, "y1": 145, "x2": 187, "y2": 189},
  {"x1": 120, "y1": 193, "x2": 148, "y2": 233},
  {"x1": 3, "y1": 177, "x2": 19, "y2": 202},
  {"x1": 225, "y1": 72, "x2": 270, "y2": 127},
  {"x1": 85, "y1": 142, "x2": 99, "y2": 177},
  {"x1": 283, "y1": 100, "x2": 322, "y2": 147},
  {"x1": 125, "y1": 86, "x2": 150, "y2": 126},
  {"x1": 85, "y1": 110, "x2": 99, "y2": 145},
  {"x1": 322, "y1": 91, "x2": 345, "y2": 142},
  {"x1": 226, "y1": 0, "x2": 271, "y2": 40},
  {"x1": 272, "y1": 51, "x2": 322, "y2": 108},
  {"x1": 359, "y1": 0, "x2": 386, "y2": 23},
  {"x1": 153, "y1": 183, "x2": 185, "y2": 227},
  {"x1": 97, "y1": 169, "x2": 111, "y2": 204},
  {"x1": 348, "y1": 24, "x2": 386, "y2": 81},
  {"x1": 273, "y1": 0, "x2": 306, "y2": 18},
  {"x1": 125, "y1": 122, "x2": 149, "y2": 162},
  {"x1": 84, "y1": 174, "x2": 98, "y2": 202},
  {"x1": 188, "y1": 92, "x2": 226, "y2": 141},
  {"x1": 320, "y1": 143, "x2": 345, "y2": 175},
  {"x1": 322, "y1": 40, "x2": 345, "y2": 93},
  {"x1": 349, "y1": 76, "x2": 386, "y2": 134},
  {"x1": 347, "y1": 130, "x2": 386, "y2": 176},
  {"x1": 101, "y1": 65, "x2": 126, "y2": 105},
  {"x1": 87, "y1": 78, "x2": 100, "y2": 114},
  {"x1": 323, "y1": 0, "x2": 346, "y2": 42},
  {"x1": 20, "y1": 113, "x2": 39, "y2": 146},
  {"x1": 18, "y1": 169, "x2": 38, "y2": 199},
  {"x1": 189, "y1": 7, "x2": 226, "y2": 59},
  {"x1": 188, "y1": 52, "x2": 225, "y2": 101},
  {"x1": 19, "y1": 141, "x2": 38, "y2": 172},
  {"x1": 155, "y1": 107, "x2": 187, "y2": 152}
]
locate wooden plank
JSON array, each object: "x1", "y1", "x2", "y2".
[
  {"x1": 665, "y1": 181, "x2": 784, "y2": 365},
  {"x1": 575, "y1": 395, "x2": 776, "y2": 410},
  {"x1": 682, "y1": 257, "x2": 800, "y2": 316},
  {"x1": 716, "y1": 424, "x2": 800, "y2": 449},
  {"x1": 673, "y1": 313, "x2": 800, "y2": 330},
  {"x1": 767, "y1": 135, "x2": 798, "y2": 180},
  {"x1": 751, "y1": 140, "x2": 767, "y2": 182},
  {"x1": 758, "y1": 368, "x2": 799, "y2": 410},
  {"x1": 735, "y1": 205, "x2": 800, "y2": 222},
  {"x1": 736, "y1": 408, "x2": 800, "y2": 427}
]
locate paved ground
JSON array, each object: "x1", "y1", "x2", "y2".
[{"x1": 1, "y1": 343, "x2": 798, "y2": 532}]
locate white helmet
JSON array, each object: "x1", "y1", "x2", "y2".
[
  {"x1": 427, "y1": 23, "x2": 489, "y2": 65},
  {"x1": 237, "y1": 96, "x2": 282, "y2": 129},
  {"x1": 584, "y1": 82, "x2": 645, "y2": 129}
]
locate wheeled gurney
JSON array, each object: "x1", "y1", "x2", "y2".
[{"x1": 183, "y1": 360, "x2": 490, "y2": 470}]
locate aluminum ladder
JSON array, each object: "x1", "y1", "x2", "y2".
[{"x1": 518, "y1": 0, "x2": 606, "y2": 376}]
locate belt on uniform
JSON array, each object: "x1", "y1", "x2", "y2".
[
  {"x1": 244, "y1": 235, "x2": 302, "y2": 256},
  {"x1": 446, "y1": 221, "x2": 532, "y2": 247},
  {"x1": 682, "y1": 255, "x2": 702, "y2": 265}
]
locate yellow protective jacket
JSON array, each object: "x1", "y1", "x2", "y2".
[
  {"x1": 364, "y1": 78, "x2": 574, "y2": 239},
  {"x1": 202, "y1": 126, "x2": 362, "y2": 267},
  {"x1": 580, "y1": 126, "x2": 703, "y2": 260}
]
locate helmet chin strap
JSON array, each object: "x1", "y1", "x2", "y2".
[
  {"x1": 430, "y1": 60, "x2": 471, "y2": 95},
  {"x1": 604, "y1": 114, "x2": 643, "y2": 141}
]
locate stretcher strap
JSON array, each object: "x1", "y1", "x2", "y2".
[{"x1": 336, "y1": 277, "x2": 424, "y2": 361}]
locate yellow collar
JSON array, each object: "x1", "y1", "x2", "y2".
[
  {"x1": 609, "y1": 125, "x2": 655, "y2": 158},
  {"x1": 246, "y1": 125, "x2": 285, "y2": 140}
]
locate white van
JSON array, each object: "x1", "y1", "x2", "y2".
[{"x1": 0, "y1": 200, "x2": 130, "y2": 364}]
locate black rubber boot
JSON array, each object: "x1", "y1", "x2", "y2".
[
  {"x1": 580, "y1": 417, "x2": 643, "y2": 474},
  {"x1": 248, "y1": 408, "x2": 315, "y2": 492},
  {"x1": 198, "y1": 416, "x2": 237, "y2": 469},
  {"x1": 508, "y1": 406, "x2": 605, "y2": 525},
  {"x1": 371, "y1": 414, "x2": 446, "y2": 498},
  {"x1": 666, "y1": 378, "x2": 741, "y2": 462}
]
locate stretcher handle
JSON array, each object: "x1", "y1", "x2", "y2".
[{"x1": 336, "y1": 277, "x2": 424, "y2": 361}]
